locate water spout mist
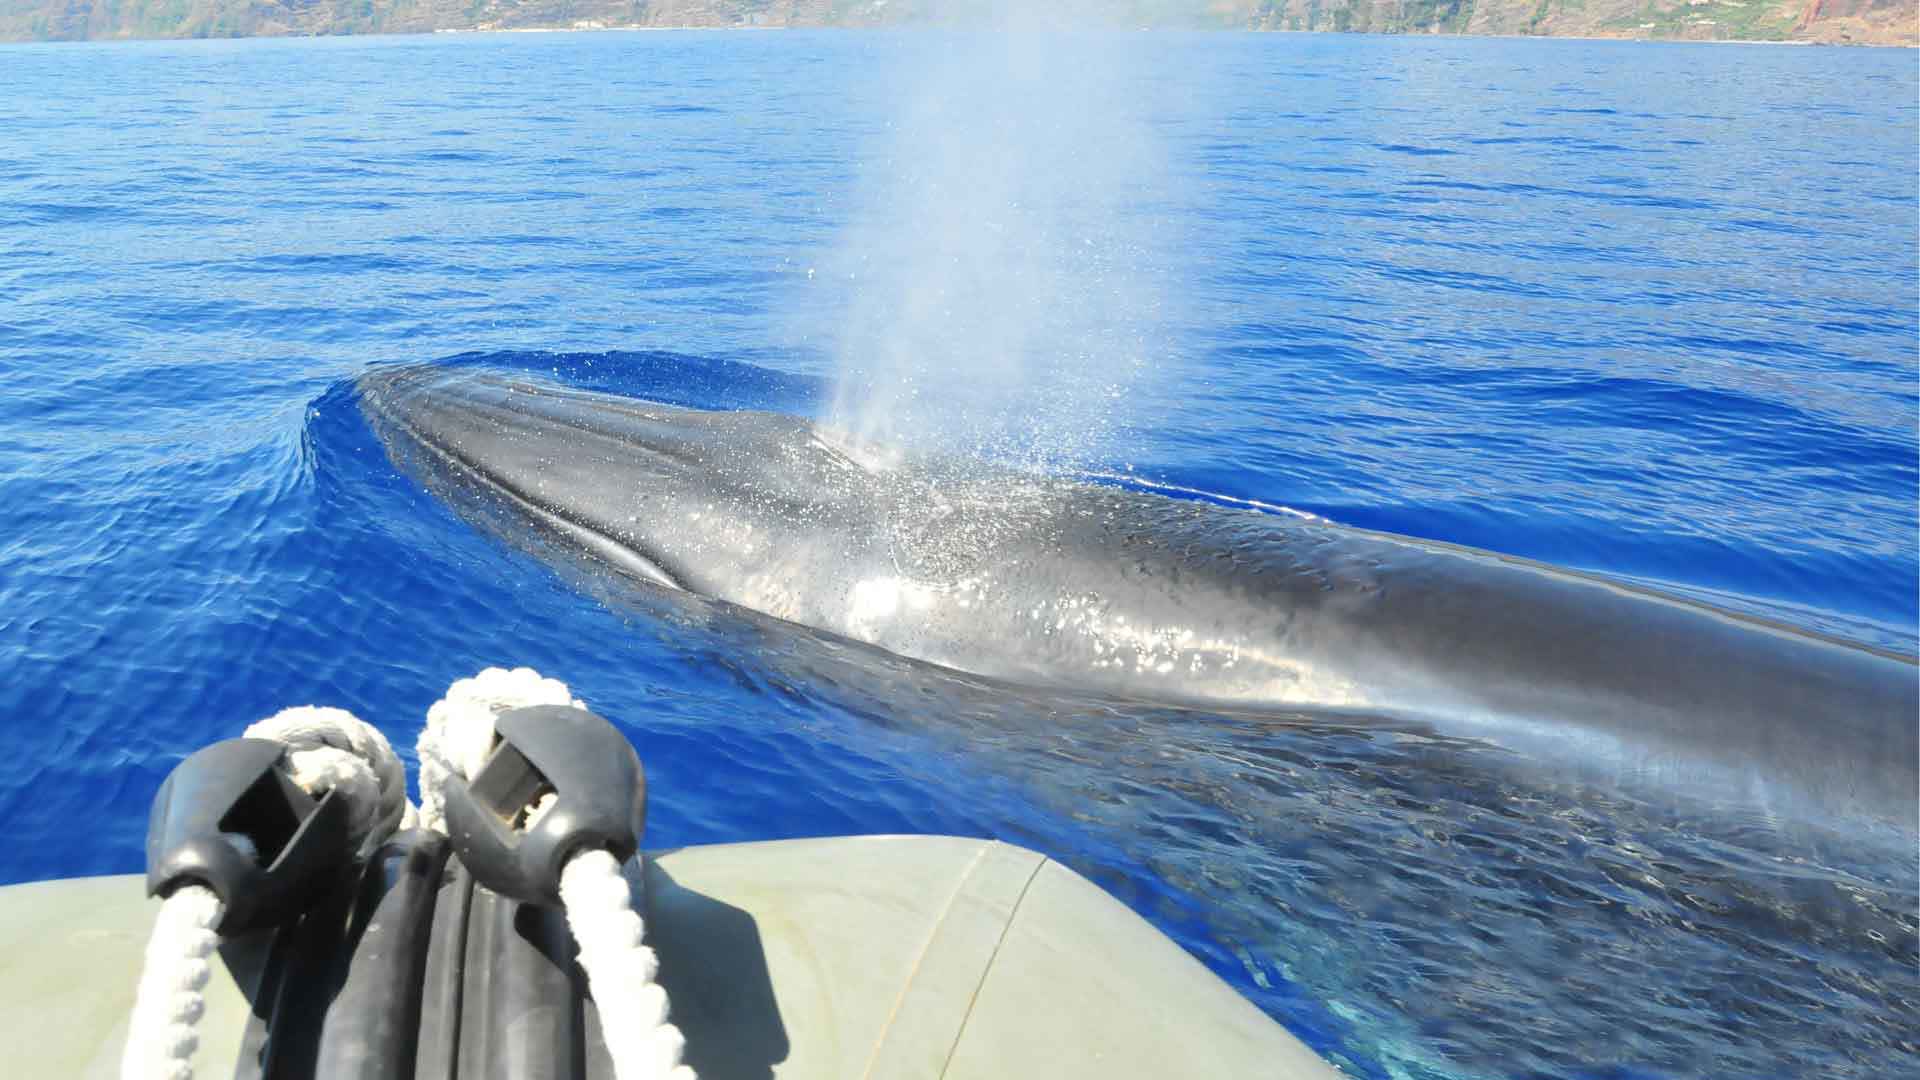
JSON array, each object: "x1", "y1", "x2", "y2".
[{"x1": 800, "y1": 15, "x2": 1175, "y2": 471}]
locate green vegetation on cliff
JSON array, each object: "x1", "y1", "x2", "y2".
[{"x1": 0, "y1": 0, "x2": 1911, "y2": 45}]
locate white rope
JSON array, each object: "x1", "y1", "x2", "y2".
[
  {"x1": 415, "y1": 666, "x2": 582, "y2": 834},
  {"x1": 244, "y1": 706, "x2": 418, "y2": 857},
  {"x1": 124, "y1": 706, "x2": 415, "y2": 1080},
  {"x1": 120, "y1": 884, "x2": 221, "y2": 1080},
  {"x1": 417, "y1": 667, "x2": 693, "y2": 1080},
  {"x1": 561, "y1": 850, "x2": 695, "y2": 1080}
]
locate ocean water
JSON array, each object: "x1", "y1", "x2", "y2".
[{"x1": 2, "y1": 29, "x2": 1916, "y2": 1080}]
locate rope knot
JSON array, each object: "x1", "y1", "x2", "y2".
[
  {"x1": 242, "y1": 706, "x2": 415, "y2": 858},
  {"x1": 415, "y1": 666, "x2": 583, "y2": 832}
]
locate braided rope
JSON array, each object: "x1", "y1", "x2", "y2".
[
  {"x1": 561, "y1": 850, "x2": 695, "y2": 1080},
  {"x1": 415, "y1": 667, "x2": 581, "y2": 834},
  {"x1": 243, "y1": 706, "x2": 417, "y2": 856},
  {"x1": 120, "y1": 884, "x2": 222, "y2": 1080}
]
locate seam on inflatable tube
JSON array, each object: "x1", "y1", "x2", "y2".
[
  {"x1": 935, "y1": 850, "x2": 1048, "y2": 1080},
  {"x1": 858, "y1": 843, "x2": 989, "y2": 1080}
]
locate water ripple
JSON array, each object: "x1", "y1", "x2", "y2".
[{"x1": 0, "y1": 30, "x2": 1913, "y2": 1080}]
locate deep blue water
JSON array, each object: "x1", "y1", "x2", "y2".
[{"x1": 2, "y1": 29, "x2": 1916, "y2": 1080}]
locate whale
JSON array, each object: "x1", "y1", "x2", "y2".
[{"x1": 358, "y1": 363, "x2": 1918, "y2": 828}]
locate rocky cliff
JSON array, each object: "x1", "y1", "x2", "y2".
[
  {"x1": 0, "y1": 0, "x2": 1911, "y2": 46},
  {"x1": 1241, "y1": 0, "x2": 1914, "y2": 45}
]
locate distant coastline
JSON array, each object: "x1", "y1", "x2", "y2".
[{"x1": 2, "y1": 0, "x2": 1912, "y2": 48}]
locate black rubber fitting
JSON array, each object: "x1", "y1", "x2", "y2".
[
  {"x1": 145, "y1": 737, "x2": 354, "y2": 934},
  {"x1": 441, "y1": 705, "x2": 646, "y2": 908}
]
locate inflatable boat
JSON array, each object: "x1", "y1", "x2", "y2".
[
  {"x1": 1, "y1": 835, "x2": 1341, "y2": 1079},
  {"x1": 0, "y1": 674, "x2": 1342, "y2": 1079}
]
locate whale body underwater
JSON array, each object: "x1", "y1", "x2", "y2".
[{"x1": 359, "y1": 365, "x2": 1917, "y2": 828}]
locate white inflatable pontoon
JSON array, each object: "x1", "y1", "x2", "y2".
[
  {"x1": 0, "y1": 680, "x2": 1343, "y2": 1079},
  {"x1": 0, "y1": 835, "x2": 1341, "y2": 1079}
]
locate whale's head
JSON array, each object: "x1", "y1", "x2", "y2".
[{"x1": 357, "y1": 364, "x2": 889, "y2": 598}]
